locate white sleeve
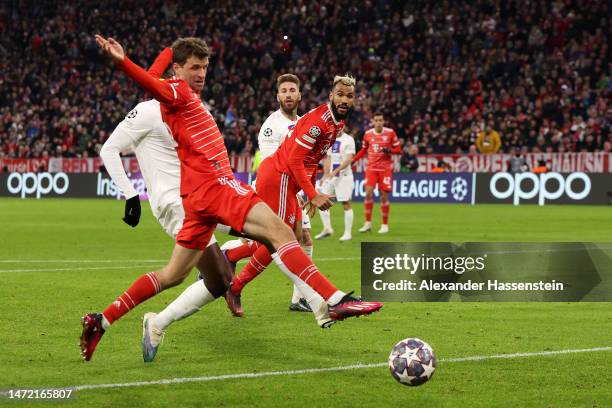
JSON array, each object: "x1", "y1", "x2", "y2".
[
  {"x1": 99, "y1": 124, "x2": 139, "y2": 199},
  {"x1": 346, "y1": 137, "x2": 356, "y2": 155},
  {"x1": 258, "y1": 117, "x2": 281, "y2": 159}
]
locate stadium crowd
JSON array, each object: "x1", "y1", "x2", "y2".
[{"x1": 1, "y1": 0, "x2": 610, "y2": 162}]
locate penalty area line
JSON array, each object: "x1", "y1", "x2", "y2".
[{"x1": 14, "y1": 346, "x2": 611, "y2": 393}]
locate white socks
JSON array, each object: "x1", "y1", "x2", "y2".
[
  {"x1": 319, "y1": 210, "x2": 332, "y2": 231},
  {"x1": 271, "y1": 253, "x2": 327, "y2": 311},
  {"x1": 344, "y1": 209, "x2": 354, "y2": 236},
  {"x1": 153, "y1": 280, "x2": 215, "y2": 330},
  {"x1": 302, "y1": 245, "x2": 313, "y2": 258}
]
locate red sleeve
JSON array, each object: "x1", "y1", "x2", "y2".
[
  {"x1": 352, "y1": 134, "x2": 368, "y2": 163},
  {"x1": 390, "y1": 130, "x2": 402, "y2": 154},
  {"x1": 147, "y1": 47, "x2": 173, "y2": 78},
  {"x1": 286, "y1": 119, "x2": 325, "y2": 200},
  {"x1": 118, "y1": 57, "x2": 183, "y2": 106},
  {"x1": 310, "y1": 168, "x2": 318, "y2": 189}
]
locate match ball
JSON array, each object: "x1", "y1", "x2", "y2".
[{"x1": 388, "y1": 338, "x2": 436, "y2": 386}]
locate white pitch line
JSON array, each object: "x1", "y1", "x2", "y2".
[
  {"x1": 0, "y1": 266, "x2": 152, "y2": 273},
  {"x1": 8, "y1": 346, "x2": 609, "y2": 394},
  {"x1": 0, "y1": 260, "x2": 167, "y2": 263},
  {"x1": 0, "y1": 257, "x2": 360, "y2": 273}
]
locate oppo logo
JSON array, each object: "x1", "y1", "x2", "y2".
[
  {"x1": 6, "y1": 172, "x2": 69, "y2": 198},
  {"x1": 490, "y1": 172, "x2": 591, "y2": 205}
]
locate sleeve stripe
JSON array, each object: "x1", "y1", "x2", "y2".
[
  {"x1": 170, "y1": 83, "x2": 178, "y2": 99},
  {"x1": 296, "y1": 139, "x2": 313, "y2": 150},
  {"x1": 303, "y1": 135, "x2": 316, "y2": 144}
]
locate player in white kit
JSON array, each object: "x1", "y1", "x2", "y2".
[
  {"x1": 315, "y1": 131, "x2": 356, "y2": 241},
  {"x1": 99, "y1": 96, "x2": 235, "y2": 362},
  {"x1": 221, "y1": 73, "x2": 314, "y2": 314}
]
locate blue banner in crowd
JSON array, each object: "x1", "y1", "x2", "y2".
[
  {"x1": 351, "y1": 172, "x2": 475, "y2": 203},
  {"x1": 235, "y1": 172, "x2": 475, "y2": 204}
]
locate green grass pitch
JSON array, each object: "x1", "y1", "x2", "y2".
[{"x1": 1, "y1": 198, "x2": 611, "y2": 407}]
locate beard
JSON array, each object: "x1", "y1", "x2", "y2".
[
  {"x1": 280, "y1": 100, "x2": 297, "y2": 116},
  {"x1": 331, "y1": 102, "x2": 353, "y2": 121}
]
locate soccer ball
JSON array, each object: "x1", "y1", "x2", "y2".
[{"x1": 388, "y1": 338, "x2": 436, "y2": 386}]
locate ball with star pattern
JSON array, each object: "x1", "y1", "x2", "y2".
[{"x1": 388, "y1": 338, "x2": 436, "y2": 386}]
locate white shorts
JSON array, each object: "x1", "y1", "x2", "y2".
[
  {"x1": 302, "y1": 209, "x2": 311, "y2": 229},
  {"x1": 321, "y1": 175, "x2": 354, "y2": 202},
  {"x1": 157, "y1": 203, "x2": 217, "y2": 246}
]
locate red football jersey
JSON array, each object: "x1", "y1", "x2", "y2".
[
  {"x1": 119, "y1": 56, "x2": 233, "y2": 196},
  {"x1": 361, "y1": 127, "x2": 400, "y2": 171},
  {"x1": 270, "y1": 103, "x2": 345, "y2": 200}
]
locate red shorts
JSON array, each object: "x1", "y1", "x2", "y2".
[
  {"x1": 365, "y1": 168, "x2": 393, "y2": 192},
  {"x1": 177, "y1": 177, "x2": 261, "y2": 250},
  {"x1": 256, "y1": 158, "x2": 300, "y2": 229}
]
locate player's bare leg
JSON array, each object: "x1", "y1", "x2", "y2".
[
  {"x1": 359, "y1": 185, "x2": 375, "y2": 232},
  {"x1": 339, "y1": 200, "x2": 353, "y2": 241},
  {"x1": 81, "y1": 245, "x2": 202, "y2": 361},
  {"x1": 142, "y1": 243, "x2": 231, "y2": 362},
  {"x1": 241, "y1": 202, "x2": 382, "y2": 327},
  {"x1": 378, "y1": 190, "x2": 390, "y2": 233}
]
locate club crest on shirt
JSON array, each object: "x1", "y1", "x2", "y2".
[
  {"x1": 309, "y1": 126, "x2": 321, "y2": 137},
  {"x1": 288, "y1": 213, "x2": 296, "y2": 226},
  {"x1": 263, "y1": 128, "x2": 273, "y2": 137}
]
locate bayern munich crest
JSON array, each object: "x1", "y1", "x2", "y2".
[{"x1": 309, "y1": 126, "x2": 321, "y2": 137}]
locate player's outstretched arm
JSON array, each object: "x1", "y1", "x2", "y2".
[
  {"x1": 95, "y1": 35, "x2": 178, "y2": 105},
  {"x1": 95, "y1": 35, "x2": 125, "y2": 62}
]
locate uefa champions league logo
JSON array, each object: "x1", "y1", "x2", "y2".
[{"x1": 450, "y1": 177, "x2": 468, "y2": 201}]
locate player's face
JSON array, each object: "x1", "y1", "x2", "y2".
[
  {"x1": 373, "y1": 115, "x2": 384, "y2": 132},
  {"x1": 174, "y1": 56, "x2": 210, "y2": 92},
  {"x1": 277, "y1": 81, "x2": 301, "y2": 114},
  {"x1": 329, "y1": 83, "x2": 355, "y2": 120}
]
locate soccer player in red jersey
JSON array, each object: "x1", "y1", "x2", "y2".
[
  {"x1": 352, "y1": 112, "x2": 401, "y2": 233},
  {"x1": 225, "y1": 76, "x2": 365, "y2": 317},
  {"x1": 80, "y1": 36, "x2": 382, "y2": 361}
]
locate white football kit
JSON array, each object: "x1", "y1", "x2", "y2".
[
  {"x1": 321, "y1": 132, "x2": 356, "y2": 202},
  {"x1": 258, "y1": 109, "x2": 311, "y2": 229},
  {"x1": 99, "y1": 99, "x2": 217, "y2": 245}
]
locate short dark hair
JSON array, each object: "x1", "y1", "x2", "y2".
[
  {"x1": 172, "y1": 37, "x2": 211, "y2": 65},
  {"x1": 277, "y1": 74, "x2": 300, "y2": 90},
  {"x1": 373, "y1": 112, "x2": 384, "y2": 118}
]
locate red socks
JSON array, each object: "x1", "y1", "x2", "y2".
[
  {"x1": 364, "y1": 198, "x2": 373, "y2": 222},
  {"x1": 381, "y1": 202, "x2": 390, "y2": 225},
  {"x1": 232, "y1": 245, "x2": 273, "y2": 294},
  {"x1": 102, "y1": 272, "x2": 161, "y2": 325},
  {"x1": 226, "y1": 241, "x2": 261, "y2": 263}
]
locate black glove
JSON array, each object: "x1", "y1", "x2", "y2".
[
  {"x1": 382, "y1": 147, "x2": 390, "y2": 154},
  {"x1": 123, "y1": 195, "x2": 141, "y2": 227}
]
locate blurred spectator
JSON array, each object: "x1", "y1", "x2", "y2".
[
  {"x1": 533, "y1": 160, "x2": 548, "y2": 174},
  {"x1": 0, "y1": 0, "x2": 609, "y2": 160},
  {"x1": 430, "y1": 160, "x2": 449, "y2": 173},
  {"x1": 507, "y1": 147, "x2": 529, "y2": 173},
  {"x1": 476, "y1": 123, "x2": 502, "y2": 154},
  {"x1": 400, "y1": 144, "x2": 419, "y2": 172}
]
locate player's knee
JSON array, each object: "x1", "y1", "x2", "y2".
[
  {"x1": 156, "y1": 266, "x2": 189, "y2": 290},
  {"x1": 268, "y1": 220, "x2": 295, "y2": 246}
]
